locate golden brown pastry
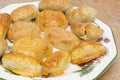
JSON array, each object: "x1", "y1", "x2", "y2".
[
  {"x1": 71, "y1": 40, "x2": 106, "y2": 64},
  {"x1": 42, "y1": 50, "x2": 70, "y2": 76},
  {"x1": 66, "y1": 6, "x2": 97, "y2": 24},
  {"x1": 12, "y1": 36, "x2": 53, "y2": 63},
  {"x1": 71, "y1": 22, "x2": 104, "y2": 41},
  {"x1": 0, "y1": 13, "x2": 12, "y2": 38},
  {"x1": 45, "y1": 27, "x2": 80, "y2": 51},
  {"x1": 7, "y1": 21, "x2": 41, "y2": 42},
  {"x1": 85, "y1": 23, "x2": 104, "y2": 40},
  {"x1": 0, "y1": 38, "x2": 8, "y2": 57},
  {"x1": 2, "y1": 53, "x2": 41, "y2": 77},
  {"x1": 35, "y1": 10, "x2": 68, "y2": 31},
  {"x1": 11, "y1": 4, "x2": 39, "y2": 22},
  {"x1": 39, "y1": 0, "x2": 72, "y2": 12}
]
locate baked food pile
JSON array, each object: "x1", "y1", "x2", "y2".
[{"x1": 0, "y1": 0, "x2": 106, "y2": 77}]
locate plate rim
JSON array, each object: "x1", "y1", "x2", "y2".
[
  {"x1": 0, "y1": 1, "x2": 39, "y2": 9},
  {"x1": 93, "y1": 18, "x2": 118, "y2": 80},
  {"x1": 0, "y1": 1, "x2": 118, "y2": 80}
]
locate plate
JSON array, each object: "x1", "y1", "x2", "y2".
[{"x1": 0, "y1": 1, "x2": 118, "y2": 80}]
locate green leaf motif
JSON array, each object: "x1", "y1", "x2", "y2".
[
  {"x1": 0, "y1": 77, "x2": 6, "y2": 80},
  {"x1": 74, "y1": 64, "x2": 95, "y2": 77}
]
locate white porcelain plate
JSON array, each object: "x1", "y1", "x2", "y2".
[{"x1": 0, "y1": 1, "x2": 118, "y2": 80}]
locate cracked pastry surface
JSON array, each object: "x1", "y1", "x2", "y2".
[
  {"x1": 45, "y1": 27, "x2": 80, "y2": 51},
  {"x1": 66, "y1": 6, "x2": 96, "y2": 24},
  {"x1": 2, "y1": 53, "x2": 41, "y2": 77},
  {"x1": 12, "y1": 36, "x2": 53, "y2": 63},
  {"x1": 7, "y1": 21, "x2": 41, "y2": 42},
  {"x1": 35, "y1": 10, "x2": 68, "y2": 31},
  {"x1": 11, "y1": 4, "x2": 39, "y2": 22},
  {"x1": 42, "y1": 50, "x2": 70, "y2": 76},
  {"x1": 39, "y1": 0, "x2": 72, "y2": 12},
  {"x1": 71, "y1": 22, "x2": 104, "y2": 41},
  {"x1": 71, "y1": 40, "x2": 106, "y2": 64}
]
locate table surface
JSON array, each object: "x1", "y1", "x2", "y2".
[{"x1": 0, "y1": 0, "x2": 120, "y2": 80}]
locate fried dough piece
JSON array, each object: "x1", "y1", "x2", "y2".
[
  {"x1": 12, "y1": 36, "x2": 53, "y2": 63},
  {"x1": 85, "y1": 23, "x2": 104, "y2": 40},
  {"x1": 2, "y1": 53, "x2": 41, "y2": 77},
  {"x1": 45, "y1": 27, "x2": 80, "y2": 51},
  {"x1": 35, "y1": 10, "x2": 68, "y2": 31},
  {"x1": 39, "y1": 0, "x2": 72, "y2": 12},
  {"x1": 7, "y1": 21, "x2": 41, "y2": 42},
  {"x1": 66, "y1": 6, "x2": 96, "y2": 24},
  {"x1": 71, "y1": 40, "x2": 106, "y2": 64},
  {"x1": 71, "y1": 22, "x2": 104, "y2": 41},
  {"x1": 42, "y1": 51, "x2": 70, "y2": 76},
  {"x1": 0, "y1": 13, "x2": 12, "y2": 38},
  {"x1": 11, "y1": 4, "x2": 39, "y2": 22},
  {"x1": 0, "y1": 38, "x2": 8, "y2": 57}
]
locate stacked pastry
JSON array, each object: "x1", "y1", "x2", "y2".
[{"x1": 0, "y1": 0, "x2": 106, "y2": 78}]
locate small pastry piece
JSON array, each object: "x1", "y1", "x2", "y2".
[
  {"x1": 85, "y1": 23, "x2": 104, "y2": 40},
  {"x1": 66, "y1": 6, "x2": 96, "y2": 24},
  {"x1": 45, "y1": 27, "x2": 80, "y2": 51},
  {"x1": 7, "y1": 21, "x2": 41, "y2": 42},
  {"x1": 35, "y1": 10, "x2": 68, "y2": 31},
  {"x1": 0, "y1": 38, "x2": 8, "y2": 57},
  {"x1": 42, "y1": 50, "x2": 70, "y2": 76},
  {"x1": 71, "y1": 40, "x2": 106, "y2": 64},
  {"x1": 2, "y1": 53, "x2": 41, "y2": 77},
  {"x1": 39, "y1": 0, "x2": 72, "y2": 12},
  {"x1": 71, "y1": 22, "x2": 104, "y2": 41},
  {"x1": 0, "y1": 13, "x2": 12, "y2": 38},
  {"x1": 12, "y1": 36, "x2": 53, "y2": 63},
  {"x1": 11, "y1": 4, "x2": 39, "y2": 22},
  {"x1": 71, "y1": 22, "x2": 86, "y2": 37}
]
